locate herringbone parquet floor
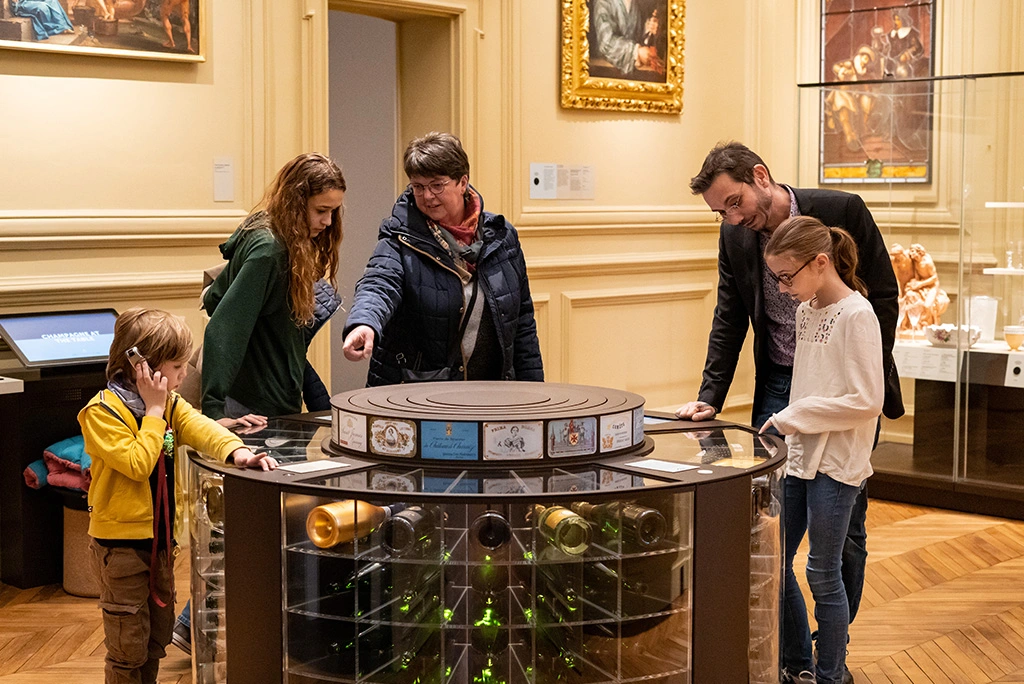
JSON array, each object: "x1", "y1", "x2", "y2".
[{"x1": 1, "y1": 499, "x2": 1023, "y2": 682}]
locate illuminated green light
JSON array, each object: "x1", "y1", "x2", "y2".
[
  {"x1": 484, "y1": 554, "x2": 492, "y2": 562},
  {"x1": 443, "y1": 608, "x2": 454, "y2": 621},
  {"x1": 523, "y1": 608, "x2": 533, "y2": 621},
  {"x1": 474, "y1": 607, "x2": 500, "y2": 628},
  {"x1": 523, "y1": 551, "x2": 534, "y2": 560}
]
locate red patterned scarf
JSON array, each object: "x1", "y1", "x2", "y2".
[{"x1": 437, "y1": 188, "x2": 481, "y2": 246}]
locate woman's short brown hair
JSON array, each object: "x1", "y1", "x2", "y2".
[
  {"x1": 403, "y1": 132, "x2": 470, "y2": 181},
  {"x1": 106, "y1": 308, "x2": 193, "y2": 384}
]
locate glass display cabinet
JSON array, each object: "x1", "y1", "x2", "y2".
[
  {"x1": 797, "y1": 72, "x2": 1024, "y2": 517},
  {"x1": 187, "y1": 381, "x2": 786, "y2": 683}
]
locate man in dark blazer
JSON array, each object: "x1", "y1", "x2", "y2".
[{"x1": 676, "y1": 141, "x2": 904, "y2": 684}]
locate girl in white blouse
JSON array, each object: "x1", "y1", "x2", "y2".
[{"x1": 761, "y1": 215, "x2": 884, "y2": 684}]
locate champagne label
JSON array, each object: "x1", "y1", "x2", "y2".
[
  {"x1": 600, "y1": 469, "x2": 632, "y2": 490},
  {"x1": 369, "y1": 417, "x2": 416, "y2": 456},
  {"x1": 548, "y1": 471, "x2": 597, "y2": 493},
  {"x1": 483, "y1": 421, "x2": 543, "y2": 460},
  {"x1": 370, "y1": 470, "x2": 417, "y2": 492},
  {"x1": 334, "y1": 410, "x2": 367, "y2": 452},
  {"x1": 543, "y1": 506, "x2": 575, "y2": 531},
  {"x1": 600, "y1": 411, "x2": 632, "y2": 452},
  {"x1": 483, "y1": 476, "x2": 544, "y2": 494},
  {"x1": 632, "y1": 407, "x2": 645, "y2": 445},
  {"x1": 421, "y1": 421, "x2": 478, "y2": 460},
  {"x1": 547, "y1": 417, "x2": 597, "y2": 457}
]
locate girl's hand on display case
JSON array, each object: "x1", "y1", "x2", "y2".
[
  {"x1": 217, "y1": 413, "x2": 269, "y2": 432},
  {"x1": 229, "y1": 447, "x2": 278, "y2": 470},
  {"x1": 758, "y1": 417, "x2": 775, "y2": 434}
]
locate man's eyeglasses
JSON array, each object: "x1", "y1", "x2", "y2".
[
  {"x1": 409, "y1": 179, "x2": 451, "y2": 196},
  {"x1": 715, "y1": 199, "x2": 742, "y2": 223},
  {"x1": 766, "y1": 256, "x2": 816, "y2": 286}
]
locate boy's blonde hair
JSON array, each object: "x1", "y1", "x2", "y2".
[{"x1": 107, "y1": 308, "x2": 193, "y2": 384}]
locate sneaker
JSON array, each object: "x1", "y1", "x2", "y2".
[
  {"x1": 171, "y1": 620, "x2": 191, "y2": 656},
  {"x1": 781, "y1": 670, "x2": 816, "y2": 683}
]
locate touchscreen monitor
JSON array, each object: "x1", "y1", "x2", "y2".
[{"x1": 0, "y1": 309, "x2": 118, "y2": 368}]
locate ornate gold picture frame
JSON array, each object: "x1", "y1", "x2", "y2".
[{"x1": 561, "y1": 0, "x2": 685, "y2": 114}]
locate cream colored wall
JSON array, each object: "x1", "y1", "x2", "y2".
[
  {"x1": 0, "y1": 0, "x2": 334, "y2": 384},
  {"x1": 4, "y1": 0, "x2": 1020, "y2": 426}
]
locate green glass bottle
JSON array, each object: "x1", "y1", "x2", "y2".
[
  {"x1": 530, "y1": 503, "x2": 591, "y2": 555},
  {"x1": 381, "y1": 505, "x2": 437, "y2": 558},
  {"x1": 570, "y1": 501, "x2": 668, "y2": 548}
]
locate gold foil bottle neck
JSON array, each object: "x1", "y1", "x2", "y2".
[{"x1": 306, "y1": 499, "x2": 389, "y2": 549}]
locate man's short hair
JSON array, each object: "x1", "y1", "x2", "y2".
[{"x1": 689, "y1": 141, "x2": 774, "y2": 195}]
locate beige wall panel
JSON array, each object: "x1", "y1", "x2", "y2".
[{"x1": 558, "y1": 284, "x2": 713, "y2": 410}]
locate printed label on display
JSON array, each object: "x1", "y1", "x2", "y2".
[
  {"x1": 600, "y1": 411, "x2": 632, "y2": 452},
  {"x1": 547, "y1": 471, "x2": 598, "y2": 493},
  {"x1": 369, "y1": 417, "x2": 416, "y2": 457},
  {"x1": 600, "y1": 469, "x2": 632, "y2": 490},
  {"x1": 483, "y1": 476, "x2": 544, "y2": 494},
  {"x1": 547, "y1": 417, "x2": 597, "y2": 457},
  {"x1": 483, "y1": 421, "x2": 543, "y2": 460},
  {"x1": 333, "y1": 410, "x2": 366, "y2": 452},
  {"x1": 369, "y1": 470, "x2": 418, "y2": 492},
  {"x1": 421, "y1": 421, "x2": 479, "y2": 460},
  {"x1": 632, "y1": 407, "x2": 645, "y2": 445}
]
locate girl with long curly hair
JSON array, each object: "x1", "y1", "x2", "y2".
[{"x1": 199, "y1": 152, "x2": 346, "y2": 421}]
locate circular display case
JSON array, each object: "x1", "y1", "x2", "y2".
[{"x1": 187, "y1": 382, "x2": 785, "y2": 684}]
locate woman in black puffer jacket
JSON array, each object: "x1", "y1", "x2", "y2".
[{"x1": 343, "y1": 132, "x2": 543, "y2": 386}]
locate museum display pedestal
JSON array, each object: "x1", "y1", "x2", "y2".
[{"x1": 187, "y1": 382, "x2": 786, "y2": 684}]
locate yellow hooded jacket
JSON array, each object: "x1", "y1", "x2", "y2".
[{"x1": 79, "y1": 389, "x2": 244, "y2": 540}]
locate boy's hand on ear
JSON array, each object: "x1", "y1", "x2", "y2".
[{"x1": 135, "y1": 361, "x2": 168, "y2": 417}]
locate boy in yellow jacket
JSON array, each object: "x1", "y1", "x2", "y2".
[{"x1": 79, "y1": 308, "x2": 276, "y2": 684}]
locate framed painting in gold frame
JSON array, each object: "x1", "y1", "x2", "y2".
[
  {"x1": 561, "y1": 0, "x2": 685, "y2": 114},
  {"x1": 0, "y1": 0, "x2": 203, "y2": 62}
]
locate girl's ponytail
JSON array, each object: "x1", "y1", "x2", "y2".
[{"x1": 830, "y1": 227, "x2": 868, "y2": 296}]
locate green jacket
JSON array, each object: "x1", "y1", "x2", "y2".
[
  {"x1": 201, "y1": 213, "x2": 306, "y2": 420},
  {"x1": 80, "y1": 389, "x2": 243, "y2": 540}
]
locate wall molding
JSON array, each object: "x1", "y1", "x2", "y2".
[
  {"x1": 0, "y1": 272, "x2": 203, "y2": 308},
  {"x1": 0, "y1": 212, "x2": 247, "y2": 250},
  {"x1": 527, "y1": 250, "x2": 717, "y2": 279},
  {"x1": 559, "y1": 284, "x2": 713, "y2": 381}
]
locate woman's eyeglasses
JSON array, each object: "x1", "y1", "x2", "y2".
[
  {"x1": 766, "y1": 256, "x2": 816, "y2": 286},
  {"x1": 409, "y1": 179, "x2": 451, "y2": 196}
]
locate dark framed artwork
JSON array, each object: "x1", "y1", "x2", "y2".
[
  {"x1": 820, "y1": 0, "x2": 935, "y2": 183},
  {"x1": 0, "y1": 0, "x2": 202, "y2": 62},
  {"x1": 561, "y1": 0, "x2": 685, "y2": 114}
]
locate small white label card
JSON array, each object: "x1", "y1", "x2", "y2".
[
  {"x1": 483, "y1": 421, "x2": 543, "y2": 460},
  {"x1": 600, "y1": 411, "x2": 632, "y2": 452},
  {"x1": 278, "y1": 460, "x2": 349, "y2": 474},
  {"x1": 625, "y1": 458, "x2": 699, "y2": 473},
  {"x1": 333, "y1": 410, "x2": 366, "y2": 452}
]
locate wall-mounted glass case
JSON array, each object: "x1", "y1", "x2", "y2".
[
  {"x1": 186, "y1": 382, "x2": 786, "y2": 684},
  {"x1": 797, "y1": 72, "x2": 1024, "y2": 516}
]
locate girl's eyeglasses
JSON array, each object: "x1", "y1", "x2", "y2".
[{"x1": 766, "y1": 256, "x2": 815, "y2": 286}]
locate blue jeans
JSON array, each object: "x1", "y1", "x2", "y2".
[
  {"x1": 177, "y1": 599, "x2": 190, "y2": 629},
  {"x1": 753, "y1": 364, "x2": 868, "y2": 624},
  {"x1": 783, "y1": 473, "x2": 860, "y2": 684}
]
